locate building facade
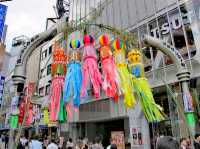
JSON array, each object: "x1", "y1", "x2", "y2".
[
  {"x1": 2, "y1": 0, "x2": 200, "y2": 149},
  {"x1": 65, "y1": 0, "x2": 200, "y2": 148}
]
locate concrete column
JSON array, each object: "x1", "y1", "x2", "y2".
[{"x1": 127, "y1": 104, "x2": 150, "y2": 149}]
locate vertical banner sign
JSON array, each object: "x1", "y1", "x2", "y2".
[
  {"x1": 0, "y1": 75, "x2": 5, "y2": 105},
  {"x1": 111, "y1": 131, "x2": 125, "y2": 149},
  {"x1": 0, "y1": 4, "x2": 7, "y2": 40}
]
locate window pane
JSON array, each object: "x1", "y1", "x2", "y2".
[
  {"x1": 39, "y1": 87, "x2": 44, "y2": 97},
  {"x1": 45, "y1": 84, "x2": 50, "y2": 95},
  {"x1": 49, "y1": 46, "x2": 52, "y2": 55},
  {"x1": 47, "y1": 64, "x2": 51, "y2": 76},
  {"x1": 169, "y1": 8, "x2": 188, "y2": 59},
  {"x1": 181, "y1": 4, "x2": 197, "y2": 58}
]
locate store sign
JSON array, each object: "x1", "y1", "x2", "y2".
[
  {"x1": 111, "y1": 131, "x2": 125, "y2": 149},
  {"x1": 0, "y1": 75, "x2": 5, "y2": 105},
  {"x1": 0, "y1": 4, "x2": 7, "y2": 40},
  {"x1": 150, "y1": 13, "x2": 190, "y2": 37}
]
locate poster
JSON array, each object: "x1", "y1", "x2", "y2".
[
  {"x1": 111, "y1": 131, "x2": 125, "y2": 149},
  {"x1": 132, "y1": 127, "x2": 143, "y2": 146}
]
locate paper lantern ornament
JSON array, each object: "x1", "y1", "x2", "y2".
[
  {"x1": 128, "y1": 49, "x2": 165, "y2": 122},
  {"x1": 98, "y1": 34, "x2": 120, "y2": 101},
  {"x1": 81, "y1": 34, "x2": 102, "y2": 98},
  {"x1": 63, "y1": 39, "x2": 82, "y2": 107},
  {"x1": 9, "y1": 96, "x2": 19, "y2": 129},
  {"x1": 70, "y1": 39, "x2": 81, "y2": 49},
  {"x1": 99, "y1": 34, "x2": 110, "y2": 46},
  {"x1": 51, "y1": 41, "x2": 67, "y2": 76},
  {"x1": 113, "y1": 39, "x2": 135, "y2": 108}
]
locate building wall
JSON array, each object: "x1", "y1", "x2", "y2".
[
  {"x1": 25, "y1": 45, "x2": 41, "y2": 86},
  {"x1": 38, "y1": 33, "x2": 64, "y2": 98}
]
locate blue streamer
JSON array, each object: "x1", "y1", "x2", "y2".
[{"x1": 63, "y1": 61, "x2": 82, "y2": 107}]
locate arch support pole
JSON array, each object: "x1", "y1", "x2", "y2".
[{"x1": 143, "y1": 35, "x2": 196, "y2": 138}]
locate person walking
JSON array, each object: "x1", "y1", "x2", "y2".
[
  {"x1": 47, "y1": 138, "x2": 58, "y2": 149},
  {"x1": 29, "y1": 135, "x2": 43, "y2": 149},
  {"x1": 92, "y1": 136, "x2": 103, "y2": 149},
  {"x1": 106, "y1": 138, "x2": 116, "y2": 149},
  {"x1": 66, "y1": 138, "x2": 74, "y2": 149},
  {"x1": 156, "y1": 136, "x2": 180, "y2": 149},
  {"x1": 194, "y1": 134, "x2": 200, "y2": 149},
  {"x1": 180, "y1": 138, "x2": 189, "y2": 149}
]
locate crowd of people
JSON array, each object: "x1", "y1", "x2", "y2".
[
  {"x1": 1, "y1": 133, "x2": 200, "y2": 149},
  {"x1": 15, "y1": 134, "x2": 110, "y2": 149},
  {"x1": 156, "y1": 134, "x2": 200, "y2": 149}
]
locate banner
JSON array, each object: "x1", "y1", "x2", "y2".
[
  {"x1": 111, "y1": 131, "x2": 125, "y2": 149},
  {"x1": 0, "y1": 75, "x2": 5, "y2": 105},
  {"x1": 0, "y1": 4, "x2": 7, "y2": 40}
]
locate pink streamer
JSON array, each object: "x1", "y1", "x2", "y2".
[
  {"x1": 81, "y1": 45, "x2": 102, "y2": 98},
  {"x1": 49, "y1": 76, "x2": 64, "y2": 121}
]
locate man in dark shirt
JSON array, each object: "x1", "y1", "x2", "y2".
[{"x1": 194, "y1": 134, "x2": 200, "y2": 149}]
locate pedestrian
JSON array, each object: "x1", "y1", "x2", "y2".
[
  {"x1": 17, "y1": 141, "x2": 25, "y2": 149},
  {"x1": 5, "y1": 133, "x2": 9, "y2": 149},
  {"x1": 43, "y1": 136, "x2": 50, "y2": 149},
  {"x1": 156, "y1": 136, "x2": 180, "y2": 149},
  {"x1": 66, "y1": 138, "x2": 74, "y2": 149},
  {"x1": 83, "y1": 138, "x2": 89, "y2": 149},
  {"x1": 180, "y1": 138, "x2": 189, "y2": 149},
  {"x1": 29, "y1": 134, "x2": 43, "y2": 149},
  {"x1": 110, "y1": 144, "x2": 117, "y2": 149},
  {"x1": 20, "y1": 134, "x2": 28, "y2": 147},
  {"x1": 47, "y1": 138, "x2": 58, "y2": 149},
  {"x1": 58, "y1": 136, "x2": 65, "y2": 149},
  {"x1": 194, "y1": 134, "x2": 200, "y2": 149},
  {"x1": 106, "y1": 138, "x2": 116, "y2": 149},
  {"x1": 92, "y1": 136, "x2": 103, "y2": 149}
]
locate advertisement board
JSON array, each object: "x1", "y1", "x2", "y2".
[
  {"x1": 0, "y1": 4, "x2": 7, "y2": 40},
  {"x1": 111, "y1": 131, "x2": 125, "y2": 149}
]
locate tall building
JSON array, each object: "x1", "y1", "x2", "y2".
[
  {"x1": 0, "y1": 35, "x2": 30, "y2": 130},
  {"x1": 65, "y1": 0, "x2": 200, "y2": 148},
  {"x1": 7, "y1": 0, "x2": 200, "y2": 149}
]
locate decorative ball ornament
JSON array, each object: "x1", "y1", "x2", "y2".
[
  {"x1": 70, "y1": 39, "x2": 81, "y2": 49},
  {"x1": 128, "y1": 48, "x2": 142, "y2": 64},
  {"x1": 83, "y1": 34, "x2": 94, "y2": 45},
  {"x1": 99, "y1": 34, "x2": 110, "y2": 46},
  {"x1": 113, "y1": 39, "x2": 125, "y2": 51}
]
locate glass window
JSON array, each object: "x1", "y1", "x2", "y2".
[
  {"x1": 45, "y1": 84, "x2": 50, "y2": 95},
  {"x1": 158, "y1": 14, "x2": 174, "y2": 65},
  {"x1": 39, "y1": 87, "x2": 44, "y2": 97},
  {"x1": 40, "y1": 69, "x2": 44, "y2": 79},
  {"x1": 169, "y1": 8, "x2": 188, "y2": 59},
  {"x1": 139, "y1": 25, "x2": 153, "y2": 72},
  {"x1": 48, "y1": 46, "x2": 52, "y2": 55},
  {"x1": 47, "y1": 64, "x2": 51, "y2": 76},
  {"x1": 42, "y1": 50, "x2": 47, "y2": 60},
  {"x1": 180, "y1": 4, "x2": 197, "y2": 58}
]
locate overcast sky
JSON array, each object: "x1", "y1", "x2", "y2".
[{"x1": 4, "y1": 0, "x2": 57, "y2": 50}]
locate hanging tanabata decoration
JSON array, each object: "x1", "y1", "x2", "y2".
[
  {"x1": 9, "y1": 96, "x2": 19, "y2": 128},
  {"x1": 18, "y1": 82, "x2": 35, "y2": 126},
  {"x1": 98, "y1": 34, "x2": 120, "y2": 101},
  {"x1": 63, "y1": 39, "x2": 82, "y2": 107},
  {"x1": 113, "y1": 39, "x2": 135, "y2": 108},
  {"x1": 128, "y1": 49, "x2": 165, "y2": 122},
  {"x1": 49, "y1": 41, "x2": 67, "y2": 123},
  {"x1": 81, "y1": 34, "x2": 102, "y2": 98}
]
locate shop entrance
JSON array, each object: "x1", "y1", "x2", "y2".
[{"x1": 79, "y1": 118, "x2": 127, "y2": 148}]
